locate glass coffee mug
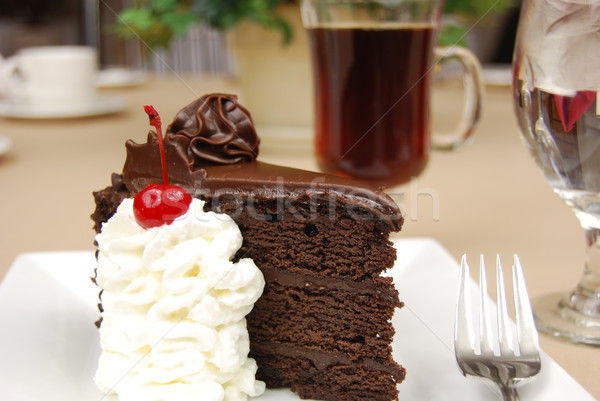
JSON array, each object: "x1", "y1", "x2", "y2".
[{"x1": 301, "y1": 0, "x2": 483, "y2": 187}]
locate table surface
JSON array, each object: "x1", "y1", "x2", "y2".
[{"x1": 0, "y1": 75, "x2": 598, "y2": 400}]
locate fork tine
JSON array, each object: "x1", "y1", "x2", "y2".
[
  {"x1": 455, "y1": 254, "x2": 542, "y2": 397},
  {"x1": 455, "y1": 255, "x2": 474, "y2": 355},
  {"x1": 513, "y1": 255, "x2": 540, "y2": 356},
  {"x1": 479, "y1": 255, "x2": 494, "y2": 355},
  {"x1": 496, "y1": 255, "x2": 513, "y2": 354}
]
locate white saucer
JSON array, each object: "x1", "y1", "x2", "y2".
[
  {"x1": 97, "y1": 68, "x2": 148, "y2": 88},
  {"x1": 0, "y1": 135, "x2": 12, "y2": 156},
  {"x1": 0, "y1": 239, "x2": 595, "y2": 401},
  {"x1": 0, "y1": 95, "x2": 127, "y2": 119}
]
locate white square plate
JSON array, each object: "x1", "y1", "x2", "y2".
[{"x1": 0, "y1": 239, "x2": 595, "y2": 401}]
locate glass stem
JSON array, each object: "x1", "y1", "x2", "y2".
[{"x1": 566, "y1": 226, "x2": 600, "y2": 318}]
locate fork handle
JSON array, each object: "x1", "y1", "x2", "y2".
[{"x1": 500, "y1": 382, "x2": 519, "y2": 401}]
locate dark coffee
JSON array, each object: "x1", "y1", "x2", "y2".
[{"x1": 307, "y1": 24, "x2": 436, "y2": 186}]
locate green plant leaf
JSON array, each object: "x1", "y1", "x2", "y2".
[
  {"x1": 444, "y1": 0, "x2": 514, "y2": 20},
  {"x1": 118, "y1": 8, "x2": 156, "y2": 33},
  {"x1": 438, "y1": 24, "x2": 468, "y2": 47},
  {"x1": 150, "y1": 0, "x2": 178, "y2": 13},
  {"x1": 161, "y1": 10, "x2": 198, "y2": 37}
]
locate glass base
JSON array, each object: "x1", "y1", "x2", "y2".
[{"x1": 533, "y1": 292, "x2": 600, "y2": 345}]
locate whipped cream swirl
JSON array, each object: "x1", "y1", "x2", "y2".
[{"x1": 94, "y1": 198, "x2": 265, "y2": 401}]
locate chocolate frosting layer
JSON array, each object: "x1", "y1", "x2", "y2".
[
  {"x1": 251, "y1": 341, "x2": 406, "y2": 382},
  {"x1": 121, "y1": 93, "x2": 403, "y2": 231},
  {"x1": 260, "y1": 266, "x2": 401, "y2": 304},
  {"x1": 166, "y1": 93, "x2": 259, "y2": 167},
  {"x1": 199, "y1": 162, "x2": 402, "y2": 230}
]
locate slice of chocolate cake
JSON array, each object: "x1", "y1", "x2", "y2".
[{"x1": 92, "y1": 94, "x2": 406, "y2": 401}]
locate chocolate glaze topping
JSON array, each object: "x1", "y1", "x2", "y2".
[
  {"x1": 121, "y1": 93, "x2": 402, "y2": 231},
  {"x1": 123, "y1": 131, "x2": 207, "y2": 192},
  {"x1": 166, "y1": 93, "x2": 259, "y2": 166}
]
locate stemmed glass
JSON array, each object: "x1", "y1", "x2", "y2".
[{"x1": 513, "y1": 0, "x2": 600, "y2": 344}]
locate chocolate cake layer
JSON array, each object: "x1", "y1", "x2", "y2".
[
  {"x1": 209, "y1": 193, "x2": 398, "y2": 280},
  {"x1": 248, "y1": 271, "x2": 400, "y2": 358},
  {"x1": 94, "y1": 175, "x2": 399, "y2": 280},
  {"x1": 251, "y1": 343, "x2": 405, "y2": 401}
]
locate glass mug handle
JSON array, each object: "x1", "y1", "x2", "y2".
[{"x1": 432, "y1": 46, "x2": 484, "y2": 151}]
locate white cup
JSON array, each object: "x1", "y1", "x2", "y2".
[{"x1": 0, "y1": 46, "x2": 98, "y2": 110}]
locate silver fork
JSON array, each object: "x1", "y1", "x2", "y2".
[{"x1": 455, "y1": 255, "x2": 541, "y2": 401}]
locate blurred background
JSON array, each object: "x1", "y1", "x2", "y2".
[
  {"x1": 0, "y1": 0, "x2": 520, "y2": 75},
  {"x1": 0, "y1": 0, "x2": 233, "y2": 75},
  {"x1": 0, "y1": 0, "x2": 521, "y2": 127}
]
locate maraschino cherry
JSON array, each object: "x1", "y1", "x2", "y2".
[{"x1": 133, "y1": 105, "x2": 192, "y2": 229}]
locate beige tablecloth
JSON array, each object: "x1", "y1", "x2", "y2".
[{"x1": 0, "y1": 75, "x2": 598, "y2": 399}]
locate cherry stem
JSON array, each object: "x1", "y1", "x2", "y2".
[{"x1": 143, "y1": 105, "x2": 168, "y2": 186}]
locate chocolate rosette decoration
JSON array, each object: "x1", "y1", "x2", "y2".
[{"x1": 166, "y1": 93, "x2": 260, "y2": 168}]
